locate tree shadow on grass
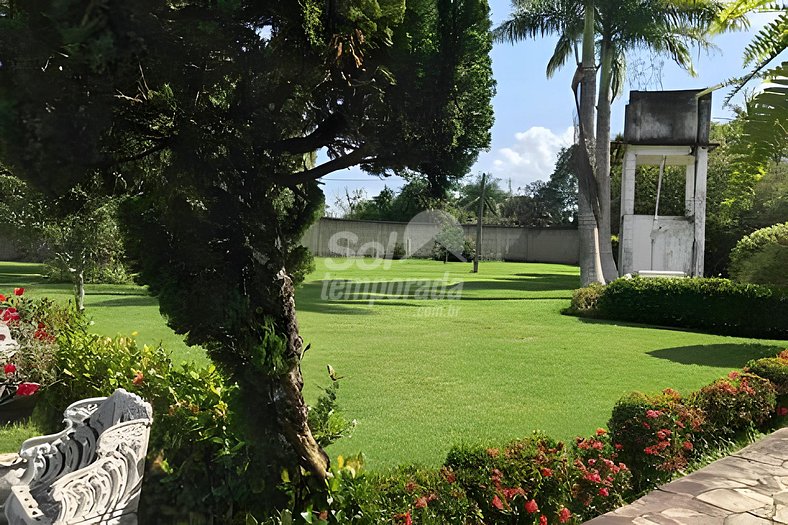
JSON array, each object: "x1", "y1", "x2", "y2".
[
  {"x1": 462, "y1": 273, "x2": 579, "y2": 293},
  {"x1": 648, "y1": 343, "x2": 783, "y2": 369},
  {"x1": 90, "y1": 296, "x2": 159, "y2": 308}
]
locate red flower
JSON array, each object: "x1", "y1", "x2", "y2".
[
  {"x1": 34, "y1": 328, "x2": 54, "y2": 342},
  {"x1": 596, "y1": 428, "x2": 607, "y2": 436},
  {"x1": 13, "y1": 288, "x2": 24, "y2": 296},
  {"x1": 656, "y1": 429, "x2": 671, "y2": 441},
  {"x1": 132, "y1": 371, "x2": 144, "y2": 386},
  {"x1": 645, "y1": 409, "x2": 661, "y2": 419},
  {"x1": 16, "y1": 383, "x2": 39, "y2": 396},
  {"x1": 441, "y1": 468, "x2": 456, "y2": 484},
  {"x1": 3, "y1": 363, "x2": 16, "y2": 375},
  {"x1": 614, "y1": 443, "x2": 623, "y2": 450},
  {"x1": 683, "y1": 441, "x2": 693, "y2": 451},
  {"x1": 558, "y1": 508, "x2": 572, "y2": 523},
  {"x1": 0, "y1": 294, "x2": 5, "y2": 302},
  {"x1": 778, "y1": 407, "x2": 788, "y2": 417},
  {"x1": 598, "y1": 487, "x2": 609, "y2": 497},
  {"x1": 394, "y1": 511, "x2": 412, "y2": 525},
  {"x1": 502, "y1": 487, "x2": 525, "y2": 500},
  {"x1": 1, "y1": 308, "x2": 20, "y2": 323},
  {"x1": 728, "y1": 370, "x2": 740, "y2": 379},
  {"x1": 414, "y1": 496, "x2": 428, "y2": 509},
  {"x1": 584, "y1": 472, "x2": 602, "y2": 483},
  {"x1": 525, "y1": 499, "x2": 539, "y2": 513},
  {"x1": 540, "y1": 467, "x2": 553, "y2": 477},
  {"x1": 405, "y1": 481, "x2": 417, "y2": 493},
  {"x1": 491, "y1": 495, "x2": 504, "y2": 510},
  {"x1": 539, "y1": 515, "x2": 548, "y2": 525}
]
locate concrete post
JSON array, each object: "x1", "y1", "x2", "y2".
[
  {"x1": 685, "y1": 163, "x2": 695, "y2": 217},
  {"x1": 692, "y1": 147, "x2": 708, "y2": 276}
]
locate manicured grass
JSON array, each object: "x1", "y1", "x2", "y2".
[
  {"x1": 1, "y1": 258, "x2": 786, "y2": 468},
  {"x1": 0, "y1": 262, "x2": 207, "y2": 366},
  {"x1": 297, "y1": 258, "x2": 787, "y2": 468},
  {"x1": 0, "y1": 421, "x2": 42, "y2": 455}
]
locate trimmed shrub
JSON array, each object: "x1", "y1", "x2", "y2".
[
  {"x1": 568, "y1": 276, "x2": 788, "y2": 339},
  {"x1": 729, "y1": 222, "x2": 788, "y2": 288},
  {"x1": 567, "y1": 283, "x2": 604, "y2": 314},
  {"x1": 569, "y1": 431, "x2": 631, "y2": 518},
  {"x1": 445, "y1": 434, "x2": 574, "y2": 522},
  {"x1": 745, "y1": 351, "x2": 788, "y2": 394},
  {"x1": 689, "y1": 371, "x2": 776, "y2": 437},
  {"x1": 608, "y1": 390, "x2": 704, "y2": 492}
]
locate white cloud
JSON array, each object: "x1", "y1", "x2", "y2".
[{"x1": 491, "y1": 126, "x2": 574, "y2": 189}]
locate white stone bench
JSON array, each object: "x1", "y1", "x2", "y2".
[
  {"x1": 635, "y1": 270, "x2": 687, "y2": 278},
  {"x1": 2, "y1": 389, "x2": 152, "y2": 524}
]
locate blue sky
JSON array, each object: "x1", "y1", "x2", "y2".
[{"x1": 321, "y1": 1, "x2": 779, "y2": 213}]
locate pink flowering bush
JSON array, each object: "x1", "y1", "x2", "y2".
[
  {"x1": 444, "y1": 433, "x2": 605, "y2": 524},
  {"x1": 608, "y1": 389, "x2": 704, "y2": 491},
  {"x1": 690, "y1": 371, "x2": 775, "y2": 437},
  {"x1": 569, "y1": 430, "x2": 631, "y2": 518}
]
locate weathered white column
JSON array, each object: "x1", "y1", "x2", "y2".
[
  {"x1": 618, "y1": 150, "x2": 637, "y2": 275},
  {"x1": 692, "y1": 147, "x2": 708, "y2": 276},
  {"x1": 621, "y1": 150, "x2": 637, "y2": 217},
  {"x1": 685, "y1": 162, "x2": 695, "y2": 217}
]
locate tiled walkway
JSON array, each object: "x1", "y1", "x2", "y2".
[{"x1": 586, "y1": 428, "x2": 788, "y2": 525}]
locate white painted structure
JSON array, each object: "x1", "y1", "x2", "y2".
[{"x1": 618, "y1": 90, "x2": 713, "y2": 277}]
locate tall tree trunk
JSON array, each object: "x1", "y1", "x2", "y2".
[
  {"x1": 271, "y1": 268, "x2": 330, "y2": 480},
  {"x1": 595, "y1": 38, "x2": 618, "y2": 282},
  {"x1": 74, "y1": 267, "x2": 85, "y2": 311},
  {"x1": 577, "y1": 0, "x2": 604, "y2": 286}
]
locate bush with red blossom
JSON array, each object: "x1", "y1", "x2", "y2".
[
  {"x1": 0, "y1": 289, "x2": 79, "y2": 400},
  {"x1": 608, "y1": 389, "x2": 704, "y2": 491},
  {"x1": 570, "y1": 431, "x2": 631, "y2": 519},
  {"x1": 690, "y1": 371, "x2": 776, "y2": 437}
]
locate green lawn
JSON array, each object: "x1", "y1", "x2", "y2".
[{"x1": 1, "y1": 258, "x2": 786, "y2": 468}]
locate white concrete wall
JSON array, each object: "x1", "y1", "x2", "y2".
[{"x1": 302, "y1": 218, "x2": 579, "y2": 264}]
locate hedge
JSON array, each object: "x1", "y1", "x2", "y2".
[
  {"x1": 567, "y1": 276, "x2": 788, "y2": 339},
  {"x1": 729, "y1": 222, "x2": 788, "y2": 288}
]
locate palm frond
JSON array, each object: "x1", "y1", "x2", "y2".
[
  {"x1": 546, "y1": 32, "x2": 577, "y2": 77},
  {"x1": 610, "y1": 50, "x2": 626, "y2": 100},
  {"x1": 493, "y1": 0, "x2": 583, "y2": 44},
  {"x1": 736, "y1": 61, "x2": 788, "y2": 164},
  {"x1": 742, "y1": 11, "x2": 787, "y2": 67}
]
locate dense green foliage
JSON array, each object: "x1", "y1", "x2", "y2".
[
  {"x1": 337, "y1": 147, "x2": 578, "y2": 227},
  {"x1": 729, "y1": 222, "x2": 788, "y2": 288},
  {"x1": 568, "y1": 276, "x2": 788, "y2": 339}
]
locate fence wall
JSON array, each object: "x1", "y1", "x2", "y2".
[{"x1": 302, "y1": 218, "x2": 579, "y2": 264}]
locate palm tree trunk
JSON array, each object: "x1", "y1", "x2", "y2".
[
  {"x1": 577, "y1": 0, "x2": 604, "y2": 286},
  {"x1": 595, "y1": 38, "x2": 618, "y2": 282}
]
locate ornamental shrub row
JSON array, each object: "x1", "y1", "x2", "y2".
[
  {"x1": 567, "y1": 276, "x2": 788, "y2": 339},
  {"x1": 609, "y1": 371, "x2": 778, "y2": 493}
]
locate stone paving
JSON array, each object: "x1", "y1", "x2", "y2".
[{"x1": 585, "y1": 428, "x2": 788, "y2": 525}]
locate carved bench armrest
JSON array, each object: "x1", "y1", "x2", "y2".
[
  {"x1": 46, "y1": 419, "x2": 151, "y2": 523},
  {"x1": 17, "y1": 421, "x2": 75, "y2": 462},
  {"x1": 63, "y1": 397, "x2": 106, "y2": 424},
  {"x1": 4, "y1": 485, "x2": 52, "y2": 524}
]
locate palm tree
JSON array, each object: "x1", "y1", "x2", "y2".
[
  {"x1": 496, "y1": 0, "x2": 605, "y2": 285},
  {"x1": 495, "y1": 0, "x2": 724, "y2": 283}
]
